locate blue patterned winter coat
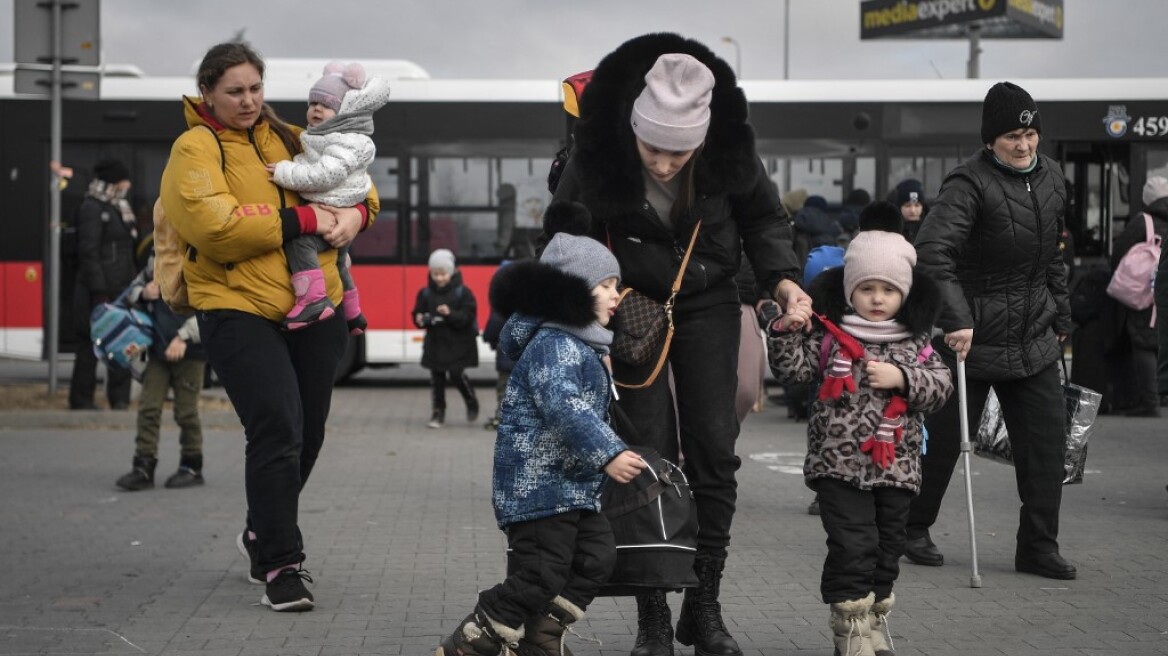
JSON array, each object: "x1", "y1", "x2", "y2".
[{"x1": 488, "y1": 259, "x2": 627, "y2": 528}]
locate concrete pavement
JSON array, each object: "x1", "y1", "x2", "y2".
[{"x1": 1, "y1": 362, "x2": 1167, "y2": 655}]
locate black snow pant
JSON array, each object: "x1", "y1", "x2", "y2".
[{"x1": 430, "y1": 368, "x2": 477, "y2": 411}]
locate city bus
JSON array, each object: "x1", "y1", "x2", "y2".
[{"x1": 1, "y1": 65, "x2": 1165, "y2": 379}]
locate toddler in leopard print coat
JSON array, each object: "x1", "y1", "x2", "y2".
[{"x1": 767, "y1": 201, "x2": 952, "y2": 656}]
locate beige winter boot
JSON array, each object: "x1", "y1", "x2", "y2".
[
  {"x1": 869, "y1": 594, "x2": 895, "y2": 656},
  {"x1": 828, "y1": 592, "x2": 875, "y2": 656},
  {"x1": 517, "y1": 596, "x2": 584, "y2": 656}
]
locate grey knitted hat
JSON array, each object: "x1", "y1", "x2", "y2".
[
  {"x1": 540, "y1": 233, "x2": 620, "y2": 289},
  {"x1": 1143, "y1": 176, "x2": 1168, "y2": 206},
  {"x1": 427, "y1": 248, "x2": 455, "y2": 275}
]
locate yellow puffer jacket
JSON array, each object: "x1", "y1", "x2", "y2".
[{"x1": 160, "y1": 97, "x2": 378, "y2": 321}]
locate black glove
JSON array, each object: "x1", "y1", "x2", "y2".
[{"x1": 756, "y1": 300, "x2": 780, "y2": 331}]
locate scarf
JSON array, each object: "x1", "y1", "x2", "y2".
[
  {"x1": 86, "y1": 179, "x2": 138, "y2": 241},
  {"x1": 840, "y1": 315, "x2": 912, "y2": 343},
  {"x1": 543, "y1": 320, "x2": 614, "y2": 355},
  {"x1": 308, "y1": 109, "x2": 375, "y2": 137},
  {"x1": 815, "y1": 313, "x2": 911, "y2": 471}
]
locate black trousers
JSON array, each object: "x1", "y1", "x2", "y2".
[
  {"x1": 907, "y1": 358, "x2": 1066, "y2": 555},
  {"x1": 69, "y1": 289, "x2": 131, "y2": 408},
  {"x1": 612, "y1": 299, "x2": 741, "y2": 557},
  {"x1": 430, "y1": 368, "x2": 476, "y2": 411},
  {"x1": 197, "y1": 309, "x2": 348, "y2": 572},
  {"x1": 482, "y1": 511, "x2": 616, "y2": 630},
  {"x1": 813, "y1": 478, "x2": 913, "y2": 604}
]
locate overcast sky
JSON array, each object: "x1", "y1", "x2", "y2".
[{"x1": 1, "y1": 1, "x2": 1163, "y2": 81}]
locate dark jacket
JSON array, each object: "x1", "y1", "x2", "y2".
[
  {"x1": 488, "y1": 259, "x2": 627, "y2": 528},
  {"x1": 551, "y1": 33, "x2": 800, "y2": 311},
  {"x1": 74, "y1": 195, "x2": 138, "y2": 297},
  {"x1": 915, "y1": 150, "x2": 1072, "y2": 382},
  {"x1": 1109, "y1": 198, "x2": 1168, "y2": 351},
  {"x1": 127, "y1": 260, "x2": 205, "y2": 362},
  {"x1": 412, "y1": 271, "x2": 479, "y2": 371}
]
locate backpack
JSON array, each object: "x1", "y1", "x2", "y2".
[
  {"x1": 90, "y1": 286, "x2": 153, "y2": 379},
  {"x1": 598, "y1": 445, "x2": 699, "y2": 596},
  {"x1": 1106, "y1": 213, "x2": 1160, "y2": 319},
  {"x1": 155, "y1": 125, "x2": 225, "y2": 315}
]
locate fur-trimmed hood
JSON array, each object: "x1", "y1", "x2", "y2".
[
  {"x1": 809, "y1": 266, "x2": 943, "y2": 336},
  {"x1": 489, "y1": 259, "x2": 597, "y2": 328},
  {"x1": 570, "y1": 32, "x2": 759, "y2": 219}
]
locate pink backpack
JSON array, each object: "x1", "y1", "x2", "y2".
[{"x1": 1106, "y1": 213, "x2": 1161, "y2": 325}]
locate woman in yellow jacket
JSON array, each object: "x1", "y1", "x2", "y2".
[{"x1": 160, "y1": 42, "x2": 378, "y2": 613}]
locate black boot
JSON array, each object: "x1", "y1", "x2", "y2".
[
  {"x1": 165, "y1": 454, "x2": 205, "y2": 489},
  {"x1": 436, "y1": 605, "x2": 522, "y2": 656},
  {"x1": 675, "y1": 554, "x2": 742, "y2": 656},
  {"x1": 631, "y1": 590, "x2": 674, "y2": 656},
  {"x1": 115, "y1": 456, "x2": 157, "y2": 491}
]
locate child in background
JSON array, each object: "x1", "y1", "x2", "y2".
[
  {"x1": 435, "y1": 201, "x2": 646, "y2": 656},
  {"x1": 413, "y1": 248, "x2": 480, "y2": 428},
  {"x1": 766, "y1": 202, "x2": 952, "y2": 656},
  {"x1": 267, "y1": 61, "x2": 392, "y2": 334}
]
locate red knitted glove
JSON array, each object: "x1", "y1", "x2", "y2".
[
  {"x1": 819, "y1": 353, "x2": 857, "y2": 401},
  {"x1": 861, "y1": 396, "x2": 908, "y2": 470}
]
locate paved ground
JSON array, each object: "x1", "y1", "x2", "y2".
[{"x1": 1, "y1": 358, "x2": 1167, "y2": 656}]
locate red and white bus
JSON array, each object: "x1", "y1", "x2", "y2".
[{"x1": 2, "y1": 64, "x2": 1165, "y2": 379}]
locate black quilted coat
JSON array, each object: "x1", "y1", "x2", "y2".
[
  {"x1": 551, "y1": 32, "x2": 800, "y2": 311},
  {"x1": 914, "y1": 149, "x2": 1072, "y2": 382}
]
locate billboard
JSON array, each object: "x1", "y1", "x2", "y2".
[{"x1": 860, "y1": 0, "x2": 1063, "y2": 40}]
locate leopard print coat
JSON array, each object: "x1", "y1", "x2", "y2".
[{"x1": 769, "y1": 328, "x2": 952, "y2": 492}]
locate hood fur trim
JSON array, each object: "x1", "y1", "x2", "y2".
[
  {"x1": 571, "y1": 33, "x2": 758, "y2": 220},
  {"x1": 809, "y1": 266, "x2": 942, "y2": 336},
  {"x1": 489, "y1": 259, "x2": 597, "y2": 328}
]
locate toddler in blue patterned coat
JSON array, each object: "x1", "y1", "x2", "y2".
[{"x1": 435, "y1": 201, "x2": 647, "y2": 656}]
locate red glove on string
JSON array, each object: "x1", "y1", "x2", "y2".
[
  {"x1": 861, "y1": 395, "x2": 908, "y2": 470},
  {"x1": 815, "y1": 314, "x2": 866, "y2": 402}
]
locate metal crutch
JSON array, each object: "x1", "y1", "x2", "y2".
[{"x1": 956, "y1": 358, "x2": 983, "y2": 588}]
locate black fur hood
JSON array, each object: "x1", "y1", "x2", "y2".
[
  {"x1": 808, "y1": 267, "x2": 943, "y2": 336},
  {"x1": 489, "y1": 259, "x2": 597, "y2": 328},
  {"x1": 571, "y1": 32, "x2": 759, "y2": 219}
]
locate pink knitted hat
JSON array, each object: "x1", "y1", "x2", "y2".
[
  {"x1": 843, "y1": 230, "x2": 917, "y2": 304},
  {"x1": 630, "y1": 54, "x2": 714, "y2": 151},
  {"x1": 309, "y1": 61, "x2": 366, "y2": 112}
]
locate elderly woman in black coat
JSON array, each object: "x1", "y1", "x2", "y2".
[
  {"x1": 551, "y1": 32, "x2": 809, "y2": 656},
  {"x1": 903, "y1": 82, "x2": 1076, "y2": 581}
]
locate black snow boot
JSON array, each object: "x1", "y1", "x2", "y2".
[
  {"x1": 436, "y1": 605, "x2": 522, "y2": 656},
  {"x1": 631, "y1": 589, "x2": 674, "y2": 656},
  {"x1": 165, "y1": 454, "x2": 205, "y2": 489},
  {"x1": 115, "y1": 456, "x2": 158, "y2": 491},
  {"x1": 675, "y1": 554, "x2": 742, "y2": 656}
]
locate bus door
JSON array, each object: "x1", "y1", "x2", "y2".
[{"x1": 1060, "y1": 141, "x2": 1131, "y2": 261}]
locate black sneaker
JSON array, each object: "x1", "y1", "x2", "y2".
[
  {"x1": 261, "y1": 568, "x2": 314, "y2": 612},
  {"x1": 236, "y1": 531, "x2": 264, "y2": 585},
  {"x1": 164, "y1": 466, "x2": 204, "y2": 489}
]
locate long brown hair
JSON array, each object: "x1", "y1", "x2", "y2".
[
  {"x1": 670, "y1": 144, "x2": 704, "y2": 227},
  {"x1": 195, "y1": 42, "x2": 301, "y2": 156}
]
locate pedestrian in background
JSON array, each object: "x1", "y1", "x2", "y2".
[
  {"x1": 413, "y1": 248, "x2": 480, "y2": 429},
  {"x1": 69, "y1": 159, "x2": 138, "y2": 411},
  {"x1": 891, "y1": 178, "x2": 926, "y2": 243},
  {"x1": 905, "y1": 81, "x2": 1076, "y2": 580},
  {"x1": 549, "y1": 33, "x2": 809, "y2": 656},
  {"x1": 767, "y1": 203, "x2": 951, "y2": 656},
  {"x1": 114, "y1": 253, "x2": 206, "y2": 491},
  {"x1": 1107, "y1": 176, "x2": 1168, "y2": 417},
  {"x1": 161, "y1": 41, "x2": 377, "y2": 612},
  {"x1": 436, "y1": 207, "x2": 645, "y2": 656},
  {"x1": 482, "y1": 260, "x2": 520, "y2": 431}
]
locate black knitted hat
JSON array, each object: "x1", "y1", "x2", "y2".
[
  {"x1": 93, "y1": 159, "x2": 130, "y2": 184},
  {"x1": 981, "y1": 82, "x2": 1041, "y2": 144}
]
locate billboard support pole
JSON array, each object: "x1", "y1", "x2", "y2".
[
  {"x1": 47, "y1": 0, "x2": 64, "y2": 394},
  {"x1": 966, "y1": 22, "x2": 982, "y2": 79}
]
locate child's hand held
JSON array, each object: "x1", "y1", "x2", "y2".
[{"x1": 605, "y1": 450, "x2": 647, "y2": 484}]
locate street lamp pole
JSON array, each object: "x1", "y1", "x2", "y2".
[{"x1": 721, "y1": 36, "x2": 741, "y2": 79}]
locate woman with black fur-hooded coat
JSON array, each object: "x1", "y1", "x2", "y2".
[
  {"x1": 550, "y1": 33, "x2": 810, "y2": 656},
  {"x1": 435, "y1": 201, "x2": 646, "y2": 656}
]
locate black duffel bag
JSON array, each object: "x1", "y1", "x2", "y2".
[{"x1": 598, "y1": 443, "x2": 699, "y2": 596}]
